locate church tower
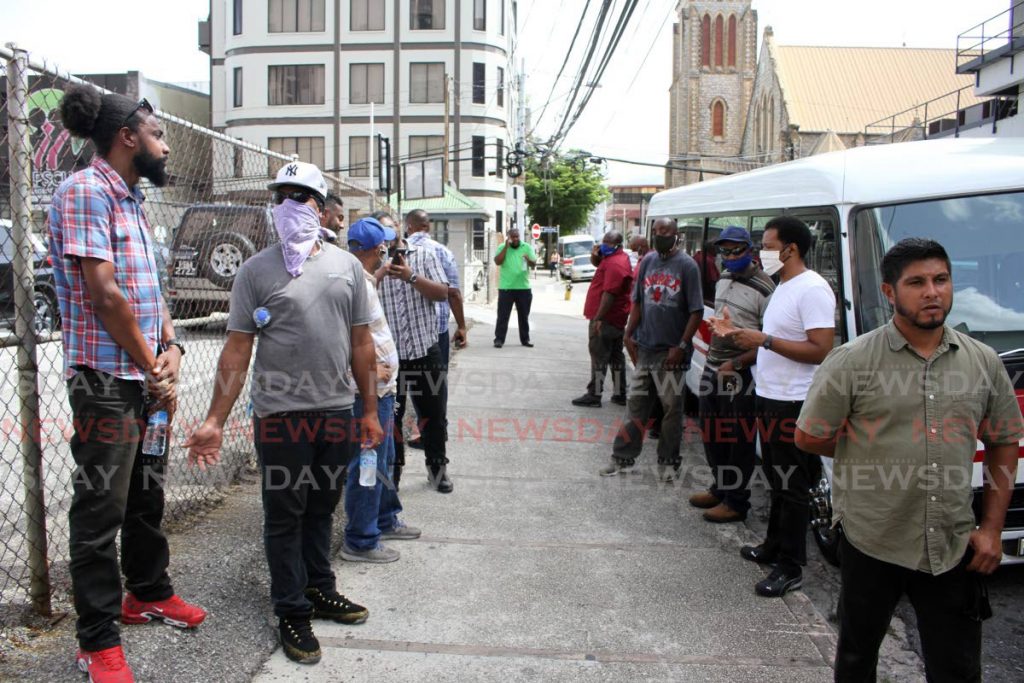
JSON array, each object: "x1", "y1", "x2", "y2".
[{"x1": 667, "y1": 0, "x2": 757, "y2": 188}]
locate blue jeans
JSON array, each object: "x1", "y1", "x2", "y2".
[{"x1": 345, "y1": 394, "x2": 402, "y2": 550}]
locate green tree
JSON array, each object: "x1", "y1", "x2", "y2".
[{"x1": 524, "y1": 151, "x2": 609, "y2": 234}]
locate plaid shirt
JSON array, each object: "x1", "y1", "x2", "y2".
[
  {"x1": 49, "y1": 157, "x2": 163, "y2": 381},
  {"x1": 407, "y1": 231, "x2": 460, "y2": 334},
  {"x1": 379, "y1": 246, "x2": 448, "y2": 360}
]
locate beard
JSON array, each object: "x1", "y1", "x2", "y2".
[
  {"x1": 133, "y1": 148, "x2": 169, "y2": 187},
  {"x1": 895, "y1": 300, "x2": 950, "y2": 330}
]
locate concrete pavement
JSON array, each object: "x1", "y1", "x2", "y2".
[{"x1": 254, "y1": 284, "x2": 838, "y2": 681}]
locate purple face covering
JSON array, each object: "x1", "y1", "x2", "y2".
[{"x1": 272, "y1": 199, "x2": 325, "y2": 277}]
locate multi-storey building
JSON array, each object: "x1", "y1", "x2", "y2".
[{"x1": 201, "y1": 0, "x2": 520, "y2": 234}]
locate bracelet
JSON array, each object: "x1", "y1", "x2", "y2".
[{"x1": 408, "y1": 272, "x2": 419, "y2": 285}]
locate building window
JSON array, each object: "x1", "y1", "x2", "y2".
[
  {"x1": 350, "y1": 63, "x2": 385, "y2": 104},
  {"x1": 474, "y1": 0, "x2": 486, "y2": 31},
  {"x1": 496, "y1": 209, "x2": 503, "y2": 235},
  {"x1": 233, "y1": 67, "x2": 243, "y2": 107},
  {"x1": 471, "y1": 136, "x2": 485, "y2": 177},
  {"x1": 410, "y1": 63, "x2": 445, "y2": 103},
  {"x1": 433, "y1": 219, "x2": 450, "y2": 245},
  {"x1": 268, "y1": 65, "x2": 325, "y2": 105},
  {"x1": 496, "y1": 66, "x2": 504, "y2": 107},
  {"x1": 411, "y1": 0, "x2": 445, "y2": 30},
  {"x1": 351, "y1": 0, "x2": 385, "y2": 30},
  {"x1": 472, "y1": 62, "x2": 486, "y2": 104},
  {"x1": 348, "y1": 137, "x2": 383, "y2": 178},
  {"x1": 473, "y1": 219, "x2": 486, "y2": 250},
  {"x1": 233, "y1": 0, "x2": 243, "y2": 34},
  {"x1": 268, "y1": 0, "x2": 326, "y2": 32},
  {"x1": 728, "y1": 15, "x2": 737, "y2": 67},
  {"x1": 268, "y1": 137, "x2": 326, "y2": 172},
  {"x1": 495, "y1": 138, "x2": 504, "y2": 179},
  {"x1": 409, "y1": 135, "x2": 445, "y2": 159},
  {"x1": 712, "y1": 101, "x2": 725, "y2": 139},
  {"x1": 701, "y1": 15, "x2": 710, "y2": 67},
  {"x1": 714, "y1": 15, "x2": 724, "y2": 68},
  {"x1": 500, "y1": 0, "x2": 505, "y2": 35}
]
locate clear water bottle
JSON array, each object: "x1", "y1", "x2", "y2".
[
  {"x1": 142, "y1": 408, "x2": 169, "y2": 457},
  {"x1": 358, "y1": 448, "x2": 377, "y2": 487}
]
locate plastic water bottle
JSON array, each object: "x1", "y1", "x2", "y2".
[
  {"x1": 142, "y1": 408, "x2": 169, "y2": 457},
  {"x1": 358, "y1": 448, "x2": 377, "y2": 487}
]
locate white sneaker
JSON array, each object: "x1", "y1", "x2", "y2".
[{"x1": 340, "y1": 543, "x2": 399, "y2": 563}]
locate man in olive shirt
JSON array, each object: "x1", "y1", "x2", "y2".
[
  {"x1": 795, "y1": 239, "x2": 1023, "y2": 682},
  {"x1": 493, "y1": 228, "x2": 537, "y2": 348}
]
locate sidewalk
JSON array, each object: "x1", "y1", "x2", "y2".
[{"x1": 253, "y1": 301, "x2": 837, "y2": 681}]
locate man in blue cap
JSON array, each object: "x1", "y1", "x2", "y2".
[
  {"x1": 691, "y1": 226, "x2": 775, "y2": 523},
  {"x1": 341, "y1": 219, "x2": 423, "y2": 563}
]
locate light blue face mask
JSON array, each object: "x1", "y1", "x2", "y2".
[{"x1": 599, "y1": 244, "x2": 617, "y2": 257}]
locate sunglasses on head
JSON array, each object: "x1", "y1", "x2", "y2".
[
  {"x1": 122, "y1": 98, "x2": 154, "y2": 128},
  {"x1": 274, "y1": 190, "x2": 325, "y2": 211},
  {"x1": 718, "y1": 245, "x2": 749, "y2": 257}
]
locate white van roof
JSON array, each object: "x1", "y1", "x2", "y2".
[
  {"x1": 648, "y1": 137, "x2": 1024, "y2": 218},
  {"x1": 559, "y1": 234, "x2": 594, "y2": 241}
]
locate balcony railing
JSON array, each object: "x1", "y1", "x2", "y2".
[
  {"x1": 863, "y1": 85, "x2": 1017, "y2": 143},
  {"x1": 957, "y1": 1, "x2": 1024, "y2": 73}
]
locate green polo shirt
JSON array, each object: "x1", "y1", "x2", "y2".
[
  {"x1": 495, "y1": 242, "x2": 536, "y2": 290},
  {"x1": 797, "y1": 320, "x2": 1023, "y2": 575}
]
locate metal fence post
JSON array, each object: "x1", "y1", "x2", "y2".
[{"x1": 5, "y1": 44, "x2": 52, "y2": 617}]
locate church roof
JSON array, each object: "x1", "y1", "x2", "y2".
[{"x1": 772, "y1": 46, "x2": 984, "y2": 133}]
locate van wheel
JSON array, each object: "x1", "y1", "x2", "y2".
[
  {"x1": 32, "y1": 289, "x2": 60, "y2": 336},
  {"x1": 812, "y1": 515, "x2": 843, "y2": 567},
  {"x1": 203, "y1": 232, "x2": 255, "y2": 289}
]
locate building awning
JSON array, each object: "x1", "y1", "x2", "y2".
[{"x1": 388, "y1": 185, "x2": 491, "y2": 220}]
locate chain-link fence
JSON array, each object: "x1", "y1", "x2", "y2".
[{"x1": 0, "y1": 45, "x2": 376, "y2": 620}]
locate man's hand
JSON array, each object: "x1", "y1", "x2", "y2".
[
  {"x1": 593, "y1": 319, "x2": 603, "y2": 335},
  {"x1": 146, "y1": 346, "x2": 182, "y2": 408},
  {"x1": 361, "y1": 414, "x2": 384, "y2": 449},
  {"x1": 387, "y1": 261, "x2": 414, "y2": 282},
  {"x1": 624, "y1": 335, "x2": 638, "y2": 365},
  {"x1": 717, "y1": 359, "x2": 736, "y2": 376},
  {"x1": 709, "y1": 306, "x2": 767, "y2": 350},
  {"x1": 967, "y1": 527, "x2": 1003, "y2": 574},
  {"x1": 663, "y1": 346, "x2": 687, "y2": 371},
  {"x1": 453, "y1": 326, "x2": 468, "y2": 348},
  {"x1": 184, "y1": 418, "x2": 223, "y2": 471}
]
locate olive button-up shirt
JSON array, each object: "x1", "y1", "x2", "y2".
[{"x1": 797, "y1": 321, "x2": 1023, "y2": 575}]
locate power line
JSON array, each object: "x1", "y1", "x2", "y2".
[{"x1": 533, "y1": 0, "x2": 595, "y2": 132}]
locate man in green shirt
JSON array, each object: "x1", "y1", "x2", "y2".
[
  {"x1": 493, "y1": 228, "x2": 538, "y2": 348},
  {"x1": 795, "y1": 238, "x2": 1023, "y2": 682}
]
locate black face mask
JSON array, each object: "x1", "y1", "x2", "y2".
[
  {"x1": 653, "y1": 234, "x2": 677, "y2": 256},
  {"x1": 133, "y1": 147, "x2": 169, "y2": 187}
]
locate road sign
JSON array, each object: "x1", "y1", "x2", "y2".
[{"x1": 531, "y1": 223, "x2": 541, "y2": 239}]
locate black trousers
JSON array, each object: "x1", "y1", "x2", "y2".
[
  {"x1": 254, "y1": 410, "x2": 353, "y2": 618},
  {"x1": 756, "y1": 396, "x2": 822, "y2": 570},
  {"x1": 394, "y1": 344, "x2": 449, "y2": 480},
  {"x1": 586, "y1": 319, "x2": 626, "y2": 398},
  {"x1": 494, "y1": 289, "x2": 533, "y2": 344},
  {"x1": 699, "y1": 366, "x2": 757, "y2": 514},
  {"x1": 67, "y1": 368, "x2": 173, "y2": 651},
  {"x1": 835, "y1": 535, "x2": 987, "y2": 683}
]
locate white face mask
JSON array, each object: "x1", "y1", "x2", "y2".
[{"x1": 760, "y1": 250, "x2": 783, "y2": 276}]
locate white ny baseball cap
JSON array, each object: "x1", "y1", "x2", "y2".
[{"x1": 267, "y1": 161, "x2": 329, "y2": 202}]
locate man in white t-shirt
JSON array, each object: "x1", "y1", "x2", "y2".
[{"x1": 709, "y1": 216, "x2": 835, "y2": 598}]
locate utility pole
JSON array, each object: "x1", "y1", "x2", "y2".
[{"x1": 443, "y1": 73, "x2": 451, "y2": 186}]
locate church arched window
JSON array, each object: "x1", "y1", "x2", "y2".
[
  {"x1": 714, "y1": 15, "x2": 724, "y2": 68},
  {"x1": 728, "y1": 15, "x2": 737, "y2": 67},
  {"x1": 701, "y1": 15, "x2": 711, "y2": 67},
  {"x1": 712, "y1": 100, "x2": 726, "y2": 139}
]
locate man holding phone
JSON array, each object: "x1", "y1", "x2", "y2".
[
  {"x1": 378, "y1": 232, "x2": 454, "y2": 492},
  {"x1": 493, "y1": 228, "x2": 537, "y2": 348}
]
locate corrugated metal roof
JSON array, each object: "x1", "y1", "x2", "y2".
[
  {"x1": 387, "y1": 184, "x2": 489, "y2": 216},
  {"x1": 773, "y1": 45, "x2": 985, "y2": 133}
]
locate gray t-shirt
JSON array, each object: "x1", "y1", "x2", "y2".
[
  {"x1": 228, "y1": 242, "x2": 370, "y2": 417},
  {"x1": 632, "y1": 250, "x2": 704, "y2": 351}
]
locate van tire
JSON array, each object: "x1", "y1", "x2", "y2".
[
  {"x1": 203, "y1": 232, "x2": 255, "y2": 289},
  {"x1": 812, "y1": 516, "x2": 843, "y2": 567}
]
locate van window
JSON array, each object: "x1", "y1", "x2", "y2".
[{"x1": 853, "y1": 191, "x2": 1024, "y2": 353}]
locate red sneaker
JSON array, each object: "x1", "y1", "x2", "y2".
[
  {"x1": 121, "y1": 593, "x2": 206, "y2": 629},
  {"x1": 76, "y1": 645, "x2": 134, "y2": 683}
]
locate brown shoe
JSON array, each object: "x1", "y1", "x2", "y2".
[
  {"x1": 688, "y1": 490, "x2": 721, "y2": 509},
  {"x1": 702, "y1": 503, "x2": 747, "y2": 523}
]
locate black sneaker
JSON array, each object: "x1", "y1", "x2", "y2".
[
  {"x1": 571, "y1": 393, "x2": 602, "y2": 407},
  {"x1": 279, "y1": 615, "x2": 321, "y2": 665},
  {"x1": 428, "y1": 466, "x2": 454, "y2": 493},
  {"x1": 610, "y1": 394, "x2": 627, "y2": 406},
  {"x1": 493, "y1": 340, "x2": 504, "y2": 348},
  {"x1": 755, "y1": 566, "x2": 802, "y2": 598},
  {"x1": 305, "y1": 587, "x2": 369, "y2": 624}
]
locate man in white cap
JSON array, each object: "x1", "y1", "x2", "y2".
[{"x1": 186, "y1": 161, "x2": 382, "y2": 666}]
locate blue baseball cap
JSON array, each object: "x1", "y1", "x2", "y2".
[
  {"x1": 347, "y1": 217, "x2": 396, "y2": 251},
  {"x1": 714, "y1": 226, "x2": 752, "y2": 245}
]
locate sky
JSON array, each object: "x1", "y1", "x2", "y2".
[{"x1": 2, "y1": 0, "x2": 1012, "y2": 184}]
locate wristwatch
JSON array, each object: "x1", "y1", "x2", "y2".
[
  {"x1": 164, "y1": 338, "x2": 186, "y2": 357},
  {"x1": 762, "y1": 335, "x2": 774, "y2": 350},
  {"x1": 678, "y1": 340, "x2": 691, "y2": 351},
  {"x1": 408, "y1": 272, "x2": 419, "y2": 285},
  {"x1": 733, "y1": 358, "x2": 745, "y2": 372}
]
